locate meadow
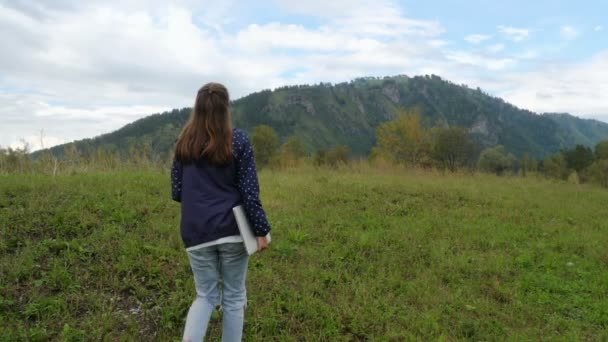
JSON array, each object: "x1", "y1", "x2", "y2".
[{"x1": 1, "y1": 166, "x2": 607, "y2": 341}]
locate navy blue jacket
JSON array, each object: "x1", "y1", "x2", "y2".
[{"x1": 171, "y1": 128, "x2": 271, "y2": 248}]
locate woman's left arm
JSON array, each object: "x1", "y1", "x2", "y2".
[
  {"x1": 234, "y1": 131, "x2": 271, "y2": 236},
  {"x1": 171, "y1": 160, "x2": 182, "y2": 202}
]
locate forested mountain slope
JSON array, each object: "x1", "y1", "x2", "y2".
[{"x1": 44, "y1": 75, "x2": 608, "y2": 159}]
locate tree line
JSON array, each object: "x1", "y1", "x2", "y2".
[
  {"x1": 365, "y1": 108, "x2": 608, "y2": 187},
  {"x1": 0, "y1": 142, "x2": 169, "y2": 175},
  {"x1": 249, "y1": 107, "x2": 608, "y2": 188},
  {"x1": 1, "y1": 107, "x2": 607, "y2": 188},
  {"x1": 249, "y1": 125, "x2": 348, "y2": 168}
]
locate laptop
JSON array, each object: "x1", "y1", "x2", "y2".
[{"x1": 233, "y1": 205, "x2": 271, "y2": 255}]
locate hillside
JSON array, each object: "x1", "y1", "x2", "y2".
[{"x1": 44, "y1": 75, "x2": 608, "y2": 159}]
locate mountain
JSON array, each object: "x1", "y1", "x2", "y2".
[
  {"x1": 43, "y1": 75, "x2": 608, "y2": 160},
  {"x1": 543, "y1": 112, "x2": 608, "y2": 148}
]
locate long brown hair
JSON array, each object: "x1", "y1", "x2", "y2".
[{"x1": 174, "y1": 82, "x2": 233, "y2": 165}]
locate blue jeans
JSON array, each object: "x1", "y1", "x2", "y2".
[{"x1": 183, "y1": 242, "x2": 249, "y2": 342}]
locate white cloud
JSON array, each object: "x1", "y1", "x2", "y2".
[
  {"x1": 446, "y1": 51, "x2": 516, "y2": 70},
  {"x1": 235, "y1": 23, "x2": 384, "y2": 52},
  {"x1": 0, "y1": 92, "x2": 170, "y2": 150},
  {"x1": 594, "y1": 25, "x2": 603, "y2": 32},
  {"x1": 498, "y1": 25, "x2": 530, "y2": 42},
  {"x1": 0, "y1": 2, "x2": 290, "y2": 148},
  {"x1": 499, "y1": 51, "x2": 608, "y2": 116},
  {"x1": 516, "y1": 50, "x2": 539, "y2": 60},
  {"x1": 487, "y1": 43, "x2": 505, "y2": 53},
  {"x1": 10, "y1": 134, "x2": 66, "y2": 152},
  {"x1": 464, "y1": 34, "x2": 491, "y2": 44},
  {"x1": 0, "y1": 0, "x2": 449, "y2": 148},
  {"x1": 273, "y1": 0, "x2": 374, "y2": 17},
  {"x1": 0, "y1": 0, "x2": 606, "y2": 149},
  {"x1": 275, "y1": 0, "x2": 444, "y2": 37},
  {"x1": 560, "y1": 25, "x2": 579, "y2": 40},
  {"x1": 428, "y1": 39, "x2": 449, "y2": 47}
]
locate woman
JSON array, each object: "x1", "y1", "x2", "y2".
[{"x1": 171, "y1": 82, "x2": 271, "y2": 341}]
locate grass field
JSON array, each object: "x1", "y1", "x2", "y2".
[{"x1": 1, "y1": 167, "x2": 607, "y2": 341}]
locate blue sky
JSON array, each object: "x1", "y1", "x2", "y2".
[
  {"x1": 0, "y1": 0, "x2": 606, "y2": 150},
  {"x1": 408, "y1": 0, "x2": 606, "y2": 60}
]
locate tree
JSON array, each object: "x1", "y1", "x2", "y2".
[
  {"x1": 595, "y1": 140, "x2": 608, "y2": 160},
  {"x1": 313, "y1": 149, "x2": 326, "y2": 166},
  {"x1": 563, "y1": 145, "x2": 594, "y2": 172},
  {"x1": 431, "y1": 127, "x2": 476, "y2": 172},
  {"x1": 543, "y1": 153, "x2": 568, "y2": 180},
  {"x1": 372, "y1": 108, "x2": 430, "y2": 166},
  {"x1": 587, "y1": 160, "x2": 608, "y2": 187},
  {"x1": 520, "y1": 153, "x2": 538, "y2": 177},
  {"x1": 281, "y1": 136, "x2": 306, "y2": 160},
  {"x1": 129, "y1": 140, "x2": 153, "y2": 167},
  {"x1": 0, "y1": 146, "x2": 6, "y2": 173},
  {"x1": 251, "y1": 125, "x2": 279, "y2": 168},
  {"x1": 63, "y1": 144, "x2": 80, "y2": 163},
  {"x1": 279, "y1": 136, "x2": 307, "y2": 168},
  {"x1": 62, "y1": 144, "x2": 80, "y2": 172},
  {"x1": 325, "y1": 145, "x2": 349, "y2": 166},
  {"x1": 93, "y1": 147, "x2": 120, "y2": 171},
  {"x1": 314, "y1": 145, "x2": 349, "y2": 167},
  {"x1": 521, "y1": 153, "x2": 530, "y2": 177},
  {"x1": 1, "y1": 142, "x2": 31, "y2": 173},
  {"x1": 477, "y1": 145, "x2": 516, "y2": 175}
]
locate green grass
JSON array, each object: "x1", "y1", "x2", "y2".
[{"x1": 1, "y1": 168, "x2": 608, "y2": 340}]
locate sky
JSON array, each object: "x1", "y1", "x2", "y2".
[{"x1": 1, "y1": 0, "x2": 607, "y2": 150}]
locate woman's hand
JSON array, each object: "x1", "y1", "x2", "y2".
[{"x1": 256, "y1": 236, "x2": 269, "y2": 252}]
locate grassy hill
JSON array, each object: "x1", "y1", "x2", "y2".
[
  {"x1": 43, "y1": 75, "x2": 608, "y2": 160},
  {"x1": 1, "y1": 168, "x2": 607, "y2": 340}
]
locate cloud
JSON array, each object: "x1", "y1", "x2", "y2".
[
  {"x1": 487, "y1": 44, "x2": 505, "y2": 53},
  {"x1": 0, "y1": 91, "x2": 170, "y2": 150},
  {"x1": 515, "y1": 50, "x2": 539, "y2": 60},
  {"x1": 428, "y1": 39, "x2": 449, "y2": 48},
  {"x1": 0, "y1": 0, "x2": 451, "y2": 148},
  {"x1": 499, "y1": 51, "x2": 608, "y2": 116},
  {"x1": 0, "y1": 3, "x2": 284, "y2": 147},
  {"x1": 446, "y1": 51, "x2": 516, "y2": 70},
  {"x1": 10, "y1": 134, "x2": 66, "y2": 152},
  {"x1": 464, "y1": 34, "x2": 491, "y2": 44},
  {"x1": 498, "y1": 25, "x2": 530, "y2": 42},
  {"x1": 0, "y1": 0, "x2": 606, "y2": 149},
  {"x1": 595, "y1": 25, "x2": 603, "y2": 32},
  {"x1": 235, "y1": 23, "x2": 384, "y2": 52},
  {"x1": 275, "y1": 0, "x2": 444, "y2": 37},
  {"x1": 560, "y1": 25, "x2": 579, "y2": 40}
]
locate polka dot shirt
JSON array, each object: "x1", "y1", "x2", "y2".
[{"x1": 171, "y1": 128, "x2": 271, "y2": 237}]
